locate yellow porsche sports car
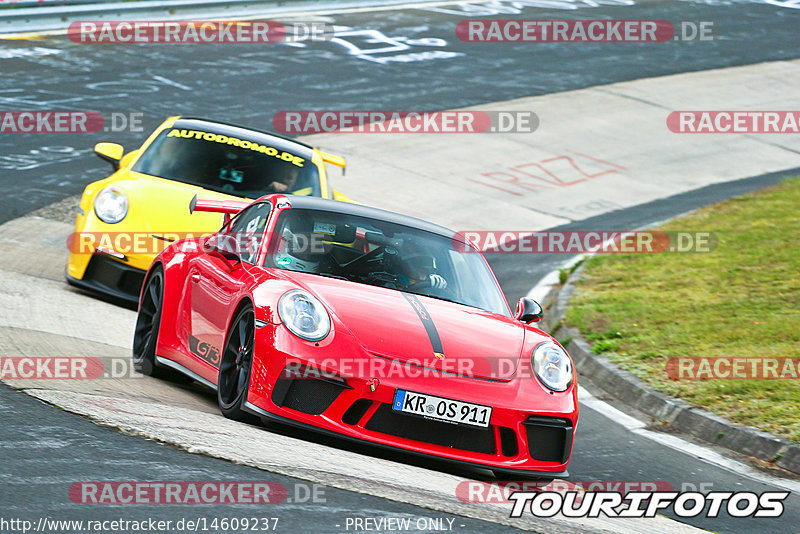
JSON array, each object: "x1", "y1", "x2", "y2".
[{"x1": 66, "y1": 116, "x2": 350, "y2": 305}]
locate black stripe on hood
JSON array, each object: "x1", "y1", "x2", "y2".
[{"x1": 402, "y1": 293, "x2": 444, "y2": 358}]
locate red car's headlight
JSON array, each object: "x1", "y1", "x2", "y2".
[
  {"x1": 532, "y1": 341, "x2": 573, "y2": 392},
  {"x1": 277, "y1": 289, "x2": 331, "y2": 341}
]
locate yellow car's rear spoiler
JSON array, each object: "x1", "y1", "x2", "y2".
[{"x1": 319, "y1": 151, "x2": 346, "y2": 175}]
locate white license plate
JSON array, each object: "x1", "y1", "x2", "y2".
[{"x1": 392, "y1": 389, "x2": 492, "y2": 428}]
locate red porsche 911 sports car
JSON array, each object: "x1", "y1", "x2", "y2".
[{"x1": 133, "y1": 194, "x2": 578, "y2": 478}]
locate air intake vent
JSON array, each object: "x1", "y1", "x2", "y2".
[
  {"x1": 271, "y1": 374, "x2": 348, "y2": 415},
  {"x1": 523, "y1": 416, "x2": 573, "y2": 463},
  {"x1": 498, "y1": 427, "x2": 519, "y2": 457},
  {"x1": 365, "y1": 403, "x2": 495, "y2": 454},
  {"x1": 342, "y1": 399, "x2": 373, "y2": 425}
]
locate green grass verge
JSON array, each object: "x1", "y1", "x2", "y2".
[{"x1": 566, "y1": 176, "x2": 800, "y2": 442}]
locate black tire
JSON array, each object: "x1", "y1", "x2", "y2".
[
  {"x1": 132, "y1": 267, "x2": 168, "y2": 377},
  {"x1": 217, "y1": 303, "x2": 259, "y2": 424},
  {"x1": 132, "y1": 267, "x2": 191, "y2": 383}
]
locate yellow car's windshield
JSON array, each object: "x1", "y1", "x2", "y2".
[{"x1": 132, "y1": 129, "x2": 320, "y2": 197}]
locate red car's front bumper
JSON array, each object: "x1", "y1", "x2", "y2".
[{"x1": 243, "y1": 324, "x2": 578, "y2": 478}]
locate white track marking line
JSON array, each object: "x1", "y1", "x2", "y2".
[
  {"x1": 578, "y1": 386, "x2": 800, "y2": 493},
  {"x1": 0, "y1": 0, "x2": 491, "y2": 39},
  {"x1": 527, "y1": 254, "x2": 584, "y2": 303},
  {"x1": 256, "y1": 0, "x2": 496, "y2": 17},
  {"x1": 151, "y1": 75, "x2": 192, "y2": 91},
  {"x1": 526, "y1": 230, "x2": 626, "y2": 302}
]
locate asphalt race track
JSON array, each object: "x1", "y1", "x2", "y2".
[
  {"x1": 0, "y1": 383, "x2": 522, "y2": 534},
  {"x1": 2, "y1": 0, "x2": 800, "y2": 222},
  {"x1": 1, "y1": 1, "x2": 799, "y2": 533}
]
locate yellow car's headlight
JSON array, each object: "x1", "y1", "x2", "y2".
[{"x1": 94, "y1": 186, "x2": 128, "y2": 224}]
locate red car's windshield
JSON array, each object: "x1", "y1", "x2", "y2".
[{"x1": 265, "y1": 208, "x2": 510, "y2": 316}]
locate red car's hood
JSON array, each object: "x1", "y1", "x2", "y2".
[{"x1": 281, "y1": 272, "x2": 523, "y2": 381}]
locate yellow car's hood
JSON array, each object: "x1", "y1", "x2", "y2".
[{"x1": 114, "y1": 170, "x2": 252, "y2": 235}]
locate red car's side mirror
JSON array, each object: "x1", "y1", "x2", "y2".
[{"x1": 515, "y1": 297, "x2": 543, "y2": 323}]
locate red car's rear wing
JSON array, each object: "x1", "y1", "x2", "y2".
[{"x1": 189, "y1": 194, "x2": 251, "y2": 216}]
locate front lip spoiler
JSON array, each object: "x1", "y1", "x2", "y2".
[
  {"x1": 242, "y1": 401, "x2": 568, "y2": 480},
  {"x1": 65, "y1": 271, "x2": 140, "y2": 306}
]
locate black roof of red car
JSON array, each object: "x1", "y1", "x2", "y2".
[{"x1": 263, "y1": 194, "x2": 457, "y2": 239}]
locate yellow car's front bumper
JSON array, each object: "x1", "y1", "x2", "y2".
[
  {"x1": 66, "y1": 252, "x2": 148, "y2": 306},
  {"x1": 66, "y1": 204, "x2": 177, "y2": 304},
  {"x1": 65, "y1": 176, "x2": 230, "y2": 304}
]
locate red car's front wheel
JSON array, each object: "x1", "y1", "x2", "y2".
[{"x1": 218, "y1": 303, "x2": 259, "y2": 424}]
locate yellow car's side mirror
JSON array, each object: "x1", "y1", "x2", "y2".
[{"x1": 95, "y1": 142, "x2": 124, "y2": 171}]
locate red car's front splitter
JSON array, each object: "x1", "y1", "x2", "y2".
[
  {"x1": 243, "y1": 400, "x2": 571, "y2": 479},
  {"x1": 243, "y1": 331, "x2": 577, "y2": 479}
]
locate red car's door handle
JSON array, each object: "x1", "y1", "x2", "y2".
[{"x1": 191, "y1": 273, "x2": 201, "y2": 282}]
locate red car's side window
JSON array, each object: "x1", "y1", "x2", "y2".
[{"x1": 219, "y1": 202, "x2": 272, "y2": 265}]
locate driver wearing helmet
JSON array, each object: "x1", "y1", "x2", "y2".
[
  {"x1": 266, "y1": 167, "x2": 313, "y2": 196},
  {"x1": 267, "y1": 168, "x2": 298, "y2": 194},
  {"x1": 272, "y1": 224, "x2": 326, "y2": 273},
  {"x1": 397, "y1": 253, "x2": 448, "y2": 290}
]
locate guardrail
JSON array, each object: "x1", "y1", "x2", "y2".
[
  {"x1": 0, "y1": 0, "x2": 445, "y2": 33},
  {"x1": 0, "y1": 0, "x2": 116, "y2": 7}
]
